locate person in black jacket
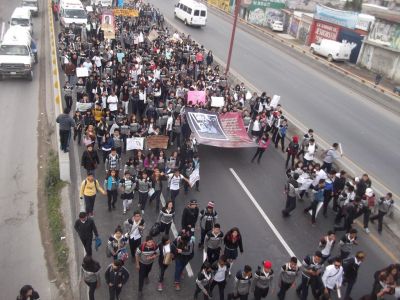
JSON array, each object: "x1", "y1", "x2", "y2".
[
  {"x1": 17, "y1": 285, "x2": 40, "y2": 300},
  {"x1": 74, "y1": 212, "x2": 99, "y2": 256},
  {"x1": 342, "y1": 251, "x2": 365, "y2": 300},
  {"x1": 81, "y1": 144, "x2": 100, "y2": 175},
  {"x1": 332, "y1": 170, "x2": 346, "y2": 212},
  {"x1": 181, "y1": 199, "x2": 199, "y2": 235},
  {"x1": 104, "y1": 259, "x2": 130, "y2": 300},
  {"x1": 157, "y1": 235, "x2": 175, "y2": 292}
]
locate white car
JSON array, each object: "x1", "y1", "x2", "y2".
[{"x1": 270, "y1": 20, "x2": 283, "y2": 32}]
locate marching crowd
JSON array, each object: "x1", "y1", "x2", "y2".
[{"x1": 49, "y1": 1, "x2": 400, "y2": 300}]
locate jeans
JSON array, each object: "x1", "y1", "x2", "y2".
[
  {"x1": 322, "y1": 190, "x2": 332, "y2": 216},
  {"x1": 81, "y1": 238, "x2": 93, "y2": 256},
  {"x1": 149, "y1": 190, "x2": 162, "y2": 211},
  {"x1": 138, "y1": 192, "x2": 148, "y2": 210},
  {"x1": 84, "y1": 195, "x2": 96, "y2": 215},
  {"x1": 370, "y1": 210, "x2": 386, "y2": 232},
  {"x1": 277, "y1": 281, "x2": 291, "y2": 300},
  {"x1": 159, "y1": 222, "x2": 172, "y2": 235},
  {"x1": 85, "y1": 281, "x2": 97, "y2": 300},
  {"x1": 304, "y1": 200, "x2": 319, "y2": 224},
  {"x1": 138, "y1": 262, "x2": 153, "y2": 292},
  {"x1": 174, "y1": 258, "x2": 188, "y2": 283},
  {"x1": 343, "y1": 278, "x2": 355, "y2": 300},
  {"x1": 129, "y1": 238, "x2": 141, "y2": 258},
  {"x1": 282, "y1": 195, "x2": 296, "y2": 216},
  {"x1": 296, "y1": 275, "x2": 321, "y2": 300},
  {"x1": 285, "y1": 152, "x2": 296, "y2": 168},
  {"x1": 59, "y1": 129, "x2": 71, "y2": 151},
  {"x1": 107, "y1": 190, "x2": 118, "y2": 209},
  {"x1": 206, "y1": 247, "x2": 220, "y2": 264},
  {"x1": 194, "y1": 284, "x2": 211, "y2": 300},
  {"x1": 254, "y1": 286, "x2": 269, "y2": 300},
  {"x1": 363, "y1": 207, "x2": 372, "y2": 229},
  {"x1": 210, "y1": 280, "x2": 226, "y2": 300},
  {"x1": 322, "y1": 162, "x2": 332, "y2": 173},
  {"x1": 158, "y1": 261, "x2": 169, "y2": 283},
  {"x1": 170, "y1": 189, "x2": 180, "y2": 205},
  {"x1": 251, "y1": 148, "x2": 265, "y2": 163},
  {"x1": 108, "y1": 285, "x2": 122, "y2": 300}
]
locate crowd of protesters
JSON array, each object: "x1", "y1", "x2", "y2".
[{"x1": 49, "y1": 0, "x2": 400, "y2": 300}]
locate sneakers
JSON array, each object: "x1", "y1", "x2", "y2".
[
  {"x1": 175, "y1": 282, "x2": 181, "y2": 291},
  {"x1": 365, "y1": 228, "x2": 370, "y2": 234},
  {"x1": 157, "y1": 283, "x2": 163, "y2": 291},
  {"x1": 123, "y1": 209, "x2": 127, "y2": 214}
]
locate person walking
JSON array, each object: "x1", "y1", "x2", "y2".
[
  {"x1": 79, "y1": 172, "x2": 106, "y2": 217},
  {"x1": 181, "y1": 199, "x2": 199, "y2": 235},
  {"x1": 321, "y1": 258, "x2": 343, "y2": 299},
  {"x1": 81, "y1": 144, "x2": 100, "y2": 175},
  {"x1": 136, "y1": 236, "x2": 159, "y2": 296},
  {"x1": 74, "y1": 212, "x2": 99, "y2": 257},
  {"x1": 105, "y1": 148, "x2": 121, "y2": 174},
  {"x1": 136, "y1": 172, "x2": 152, "y2": 214},
  {"x1": 158, "y1": 201, "x2": 175, "y2": 236},
  {"x1": 157, "y1": 235, "x2": 174, "y2": 292},
  {"x1": 173, "y1": 230, "x2": 195, "y2": 291},
  {"x1": 296, "y1": 251, "x2": 323, "y2": 300},
  {"x1": 167, "y1": 169, "x2": 190, "y2": 205},
  {"x1": 319, "y1": 230, "x2": 336, "y2": 264},
  {"x1": 285, "y1": 135, "x2": 299, "y2": 169},
  {"x1": 252, "y1": 260, "x2": 274, "y2": 300},
  {"x1": 297, "y1": 128, "x2": 314, "y2": 160},
  {"x1": 56, "y1": 107, "x2": 76, "y2": 153},
  {"x1": 342, "y1": 251, "x2": 366, "y2": 300},
  {"x1": 119, "y1": 171, "x2": 136, "y2": 214},
  {"x1": 204, "y1": 223, "x2": 224, "y2": 265},
  {"x1": 251, "y1": 133, "x2": 270, "y2": 164},
  {"x1": 124, "y1": 210, "x2": 145, "y2": 260},
  {"x1": 223, "y1": 227, "x2": 244, "y2": 276},
  {"x1": 199, "y1": 201, "x2": 218, "y2": 248},
  {"x1": 210, "y1": 255, "x2": 230, "y2": 300},
  {"x1": 361, "y1": 187, "x2": 376, "y2": 234},
  {"x1": 106, "y1": 226, "x2": 129, "y2": 263},
  {"x1": 277, "y1": 257, "x2": 299, "y2": 300},
  {"x1": 227, "y1": 265, "x2": 253, "y2": 300},
  {"x1": 17, "y1": 285, "x2": 40, "y2": 300},
  {"x1": 322, "y1": 143, "x2": 341, "y2": 172},
  {"x1": 80, "y1": 255, "x2": 101, "y2": 300},
  {"x1": 104, "y1": 170, "x2": 120, "y2": 212},
  {"x1": 303, "y1": 179, "x2": 325, "y2": 226},
  {"x1": 370, "y1": 192, "x2": 394, "y2": 234},
  {"x1": 339, "y1": 229, "x2": 358, "y2": 259},
  {"x1": 282, "y1": 173, "x2": 299, "y2": 217},
  {"x1": 194, "y1": 262, "x2": 213, "y2": 300},
  {"x1": 104, "y1": 259, "x2": 130, "y2": 300}
]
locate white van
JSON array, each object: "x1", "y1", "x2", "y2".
[
  {"x1": 310, "y1": 39, "x2": 356, "y2": 62},
  {"x1": 174, "y1": 0, "x2": 207, "y2": 27},
  {"x1": 22, "y1": 0, "x2": 39, "y2": 17},
  {"x1": 10, "y1": 7, "x2": 33, "y2": 35},
  {"x1": 59, "y1": 0, "x2": 87, "y2": 28},
  {"x1": 0, "y1": 26, "x2": 36, "y2": 80}
]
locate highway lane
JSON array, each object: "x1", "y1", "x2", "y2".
[
  {"x1": 0, "y1": 0, "x2": 51, "y2": 298},
  {"x1": 147, "y1": 0, "x2": 400, "y2": 197}
]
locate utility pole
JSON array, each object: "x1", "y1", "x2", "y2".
[{"x1": 225, "y1": 0, "x2": 241, "y2": 75}]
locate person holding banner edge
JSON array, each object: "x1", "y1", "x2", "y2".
[{"x1": 251, "y1": 133, "x2": 271, "y2": 164}]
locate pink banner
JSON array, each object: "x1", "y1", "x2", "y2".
[
  {"x1": 187, "y1": 91, "x2": 206, "y2": 105},
  {"x1": 219, "y1": 112, "x2": 255, "y2": 146}
]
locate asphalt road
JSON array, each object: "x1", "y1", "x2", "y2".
[
  {"x1": 0, "y1": 0, "x2": 52, "y2": 298},
  {"x1": 147, "y1": 0, "x2": 400, "y2": 197},
  {"x1": 72, "y1": 145, "x2": 397, "y2": 300}
]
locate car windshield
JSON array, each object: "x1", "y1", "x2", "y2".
[
  {"x1": 22, "y1": 1, "x2": 37, "y2": 7},
  {"x1": 64, "y1": 9, "x2": 87, "y2": 19},
  {"x1": 0, "y1": 45, "x2": 29, "y2": 56},
  {"x1": 11, "y1": 18, "x2": 30, "y2": 26}
]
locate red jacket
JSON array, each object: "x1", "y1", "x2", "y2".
[{"x1": 258, "y1": 138, "x2": 270, "y2": 150}]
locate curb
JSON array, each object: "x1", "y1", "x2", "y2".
[
  {"x1": 47, "y1": 0, "x2": 71, "y2": 183},
  {"x1": 202, "y1": 1, "x2": 400, "y2": 101}
]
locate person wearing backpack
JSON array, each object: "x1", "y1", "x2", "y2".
[
  {"x1": 173, "y1": 230, "x2": 195, "y2": 291},
  {"x1": 80, "y1": 172, "x2": 106, "y2": 217},
  {"x1": 285, "y1": 136, "x2": 299, "y2": 169},
  {"x1": 119, "y1": 171, "x2": 136, "y2": 214},
  {"x1": 80, "y1": 255, "x2": 101, "y2": 300},
  {"x1": 104, "y1": 259, "x2": 130, "y2": 300},
  {"x1": 136, "y1": 236, "x2": 159, "y2": 296}
]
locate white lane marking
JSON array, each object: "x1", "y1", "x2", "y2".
[
  {"x1": 0, "y1": 22, "x2": 5, "y2": 41},
  {"x1": 229, "y1": 168, "x2": 298, "y2": 259},
  {"x1": 160, "y1": 193, "x2": 194, "y2": 277}
]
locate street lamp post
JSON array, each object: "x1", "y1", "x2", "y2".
[{"x1": 225, "y1": 0, "x2": 241, "y2": 75}]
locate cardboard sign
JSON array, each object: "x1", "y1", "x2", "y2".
[
  {"x1": 270, "y1": 95, "x2": 280, "y2": 108},
  {"x1": 102, "y1": 24, "x2": 115, "y2": 39},
  {"x1": 76, "y1": 67, "x2": 89, "y2": 77},
  {"x1": 112, "y1": 8, "x2": 139, "y2": 17},
  {"x1": 211, "y1": 96, "x2": 224, "y2": 107},
  {"x1": 126, "y1": 137, "x2": 144, "y2": 151},
  {"x1": 148, "y1": 29, "x2": 159, "y2": 42},
  {"x1": 189, "y1": 168, "x2": 200, "y2": 188},
  {"x1": 187, "y1": 91, "x2": 206, "y2": 105},
  {"x1": 146, "y1": 135, "x2": 169, "y2": 149}
]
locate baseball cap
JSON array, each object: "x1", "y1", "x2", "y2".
[{"x1": 263, "y1": 260, "x2": 272, "y2": 269}]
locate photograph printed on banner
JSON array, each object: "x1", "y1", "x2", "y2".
[{"x1": 187, "y1": 112, "x2": 228, "y2": 140}]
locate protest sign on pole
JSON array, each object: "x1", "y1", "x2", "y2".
[
  {"x1": 270, "y1": 95, "x2": 280, "y2": 108},
  {"x1": 126, "y1": 137, "x2": 144, "y2": 151},
  {"x1": 187, "y1": 91, "x2": 206, "y2": 105}
]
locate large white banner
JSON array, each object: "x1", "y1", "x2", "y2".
[
  {"x1": 189, "y1": 168, "x2": 200, "y2": 188},
  {"x1": 126, "y1": 137, "x2": 144, "y2": 151}
]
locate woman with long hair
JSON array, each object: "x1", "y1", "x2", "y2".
[
  {"x1": 223, "y1": 227, "x2": 244, "y2": 276},
  {"x1": 80, "y1": 255, "x2": 101, "y2": 300}
]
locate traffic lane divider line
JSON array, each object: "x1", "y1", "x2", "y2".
[
  {"x1": 203, "y1": 2, "x2": 400, "y2": 100},
  {"x1": 229, "y1": 168, "x2": 299, "y2": 262},
  {"x1": 160, "y1": 193, "x2": 194, "y2": 277}
]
